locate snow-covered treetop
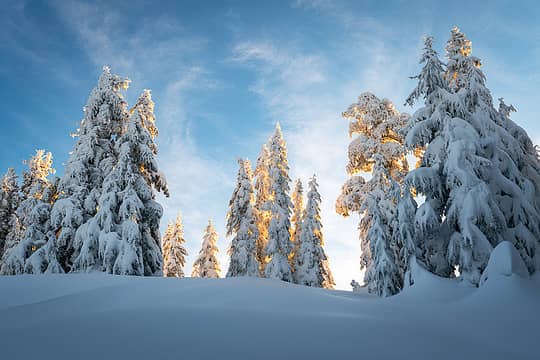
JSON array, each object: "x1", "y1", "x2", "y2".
[
  {"x1": 342, "y1": 92, "x2": 409, "y2": 179},
  {"x1": 226, "y1": 159, "x2": 255, "y2": 237},
  {"x1": 21, "y1": 150, "x2": 55, "y2": 197},
  {"x1": 132, "y1": 89, "x2": 158, "y2": 141},
  {"x1": 405, "y1": 36, "x2": 447, "y2": 106}
]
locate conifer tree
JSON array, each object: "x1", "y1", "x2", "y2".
[
  {"x1": 226, "y1": 159, "x2": 260, "y2": 277},
  {"x1": 0, "y1": 168, "x2": 20, "y2": 259},
  {"x1": 294, "y1": 175, "x2": 334, "y2": 288},
  {"x1": 405, "y1": 29, "x2": 540, "y2": 284},
  {"x1": 336, "y1": 93, "x2": 409, "y2": 296},
  {"x1": 253, "y1": 144, "x2": 271, "y2": 268},
  {"x1": 73, "y1": 89, "x2": 168, "y2": 275},
  {"x1": 163, "y1": 213, "x2": 188, "y2": 277},
  {"x1": 50, "y1": 66, "x2": 130, "y2": 271},
  {"x1": 264, "y1": 123, "x2": 294, "y2": 282},
  {"x1": 1, "y1": 151, "x2": 59, "y2": 274},
  {"x1": 290, "y1": 179, "x2": 304, "y2": 258},
  {"x1": 192, "y1": 220, "x2": 221, "y2": 278}
]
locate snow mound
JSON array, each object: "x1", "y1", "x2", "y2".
[
  {"x1": 0, "y1": 274, "x2": 539, "y2": 360},
  {"x1": 480, "y1": 241, "x2": 528, "y2": 285}
]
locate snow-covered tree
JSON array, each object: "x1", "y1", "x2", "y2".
[
  {"x1": 405, "y1": 29, "x2": 540, "y2": 284},
  {"x1": 0, "y1": 168, "x2": 20, "y2": 259},
  {"x1": 336, "y1": 93, "x2": 409, "y2": 296},
  {"x1": 163, "y1": 213, "x2": 188, "y2": 278},
  {"x1": 50, "y1": 66, "x2": 130, "y2": 271},
  {"x1": 264, "y1": 123, "x2": 294, "y2": 282},
  {"x1": 0, "y1": 150, "x2": 60, "y2": 274},
  {"x1": 192, "y1": 220, "x2": 221, "y2": 278},
  {"x1": 294, "y1": 175, "x2": 334, "y2": 288},
  {"x1": 253, "y1": 143, "x2": 271, "y2": 267},
  {"x1": 73, "y1": 89, "x2": 168, "y2": 276},
  {"x1": 290, "y1": 179, "x2": 304, "y2": 254},
  {"x1": 226, "y1": 159, "x2": 260, "y2": 277}
]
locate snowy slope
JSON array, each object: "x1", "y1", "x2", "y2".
[{"x1": 0, "y1": 270, "x2": 538, "y2": 360}]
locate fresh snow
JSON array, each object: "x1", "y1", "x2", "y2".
[{"x1": 0, "y1": 265, "x2": 538, "y2": 360}]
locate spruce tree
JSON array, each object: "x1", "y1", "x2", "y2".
[
  {"x1": 253, "y1": 143, "x2": 271, "y2": 268},
  {"x1": 290, "y1": 178, "x2": 304, "y2": 261},
  {"x1": 192, "y1": 220, "x2": 221, "y2": 278},
  {"x1": 163, "y1": 213, "x2": 188, "y2": 277},
  {"x1": 264, "y1": 123, "x2": 294, "y2": 282},
  {"x1": 0, "y1": 168, "x2": 20, "y2": 259},
  {"x1": 0, "y1": 151, "x2": 59, "y2": 274},
  {"x1": 294, "y1": 175, "x2": 334, "y2": 288},
  {"x1": 50, "y1": 66, "x2": 130, "y2": 271},
  {"x1": 73, "y1": 90, "x2": 168, "y2": 275},
  {"x1": 405, "y1": 29, "x2": 540, "y2": 284},
  {"x1": 336, "y1": 93, "x2": 409, "y2": 296},
  {"x1": 226, "y1": 159, "x2": 260, "y2": 277}
]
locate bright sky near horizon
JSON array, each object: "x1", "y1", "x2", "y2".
[{"x1": 1, "y1": 0, "x2": 539, "y2": 289}]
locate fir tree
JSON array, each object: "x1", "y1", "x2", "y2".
[
  {"x1": 50, "y1": 66, "x2": 130, "y2": 271},
  {"x1": 163, "y1": 213, "x2": 188, "y2": 278},
  {"x1": 336, "y1": 93, "x2": 409, "y2": 296},
  {"x1": 226, "y1": 159, "x2": 260, "y2": 277},
  {"x1": 264, "y1": 123, "x2": 294, "y2": 282},
  {"x1": 0, "y1": 168, "x2": 20, "y2": 259},
  {"x1": 294, "y1": 175, "x2": 334, "y2": 288},
  {"x1": 73, "y1": 90, "x2": 168, "y2": 275},
  {"x1": 290, "y1": 178, "x2": 304, "y2": 263},
  {"x1": 253, "y1": 143, "x2": 271, "y2": 268},
  {"x1": 192, "y1": 220, "x2": 221, "y2": 278},
  {"x1": 0, "y1": 151, "x2": 59, "y2": 274}
]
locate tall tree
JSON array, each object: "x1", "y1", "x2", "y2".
[
  {"x1": 0, "y1": 151, "x2": 59, "y2": 274},
  {"x1": 73, "y1": 90, "x2": 168, "y2": 275},
  {"x1": 336, "y1": 93, "x2": 409, "y2": 296},
  {"x1": 294, "y1": 175, "x2": 334, "y2": 288},
  {"x1": 264, "y1": 123, "x2": 294, "y2": 282},
  {"x1": 50, "y1": 66, "x2": 130, "y2": 271},
  {"x1": 0, "y1": 168, "x2": 20, "y2": 259},
  {"x1": 192, "y1": 220, "x2": 221, "y2": 278},
  {"x1": 226, "y1": 159, "x2": 260, "y2": 277},
  {"x1": 253, "y1": 144, "x2": 271, "y2": 268},
  {"x1": 290, "y1": 179, "x2": 304, "y2": 259},
  {"x1": 163, "y1": 213, "x2": 188, "y2": 278}
]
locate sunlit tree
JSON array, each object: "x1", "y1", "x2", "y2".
[
  {"x1": 336, "y1": 93, "x2": 409, "y2": 296},
  {"x1": 253, "y1": 143, "x2": 271, "y2": 269},
  {"x1": 290, "y1": 178, "x2": 304, "y2": 267},
  {"x1": 264, "y1": 123, "x2": 294, "y2": 282},
  {"x1": 192, "y1": 220, "x2": 221, "y2": 278},
  {"x1": 163, "y1": 213, "x2": 188, "y2": 277}
]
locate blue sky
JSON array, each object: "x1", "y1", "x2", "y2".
[{"x1": 1, "y1": 0, "x2": 539, "y2": 288}]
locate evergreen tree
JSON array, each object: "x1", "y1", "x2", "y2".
[
  {"x1": 294, "y1": 175, "x2": 334, "y2": 288},
  {"x1": 336, "y1": 93, "x2": 409, "y2": 296},
  {"x1": 73, "y1": 90, "x2": 168, "y2": 275},
  {"x1": 192, "y1": 220, "x2": 221, "y2": 278},
  {"x1": 290, "y1": 178, "x2": 304, "y2": 260},
  {"x1": 0, "y1": 151, "x2": 59, "y2": 274},
  {"x1": 0, "y1": 168, "x2": 20, "y2": 259},
  {"x1": 264, "y1": 123, "x2": 294, "y2": 282},
  {"x1": 226, "y1": 159, "x2": 260, "y2": 277},
  {"x1": 405, "y1": 29, "x2": 540, "y2": 284},
  {"x1": 253, "y1": 143, "x2": 271, "y2": 268},
  {"x1": 163, "y1": 213, "x2": 188, "y2": 277},
  {"x1": 50, "y1": 66, "x2": 130, "y2": 271}
]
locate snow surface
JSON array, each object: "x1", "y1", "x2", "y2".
[{"x1": 0, "y1": 269, "x2": 538, "y2": 360}]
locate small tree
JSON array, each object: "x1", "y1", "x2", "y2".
[
  {"x1": 0, "y1": 168, "x2": 21, "y2": 259},
  {"x1": 163, "y1": 213, "x2": 188, "y2": 277},
  {"x1": 0, "y1": 150, "x2": 59, "y2": 274},
  {"x1": 226, "y1": 159, "x2": 260, "y2": 277},
  {"x1": 253, "y1": 144, "x2": 271, "y2": 268},
  {"x1": 264, "y1": 123, "x2": 294, "y2": 282},
  {"x1": 192, "y1": 220, "x2": 221, "y2": 278},
  {"x1": 290, "y1": 178, "x2": 304, "y2": 264},
  {"x1": 294, "y1": 176, "x2": 334, "y2": 288}
]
